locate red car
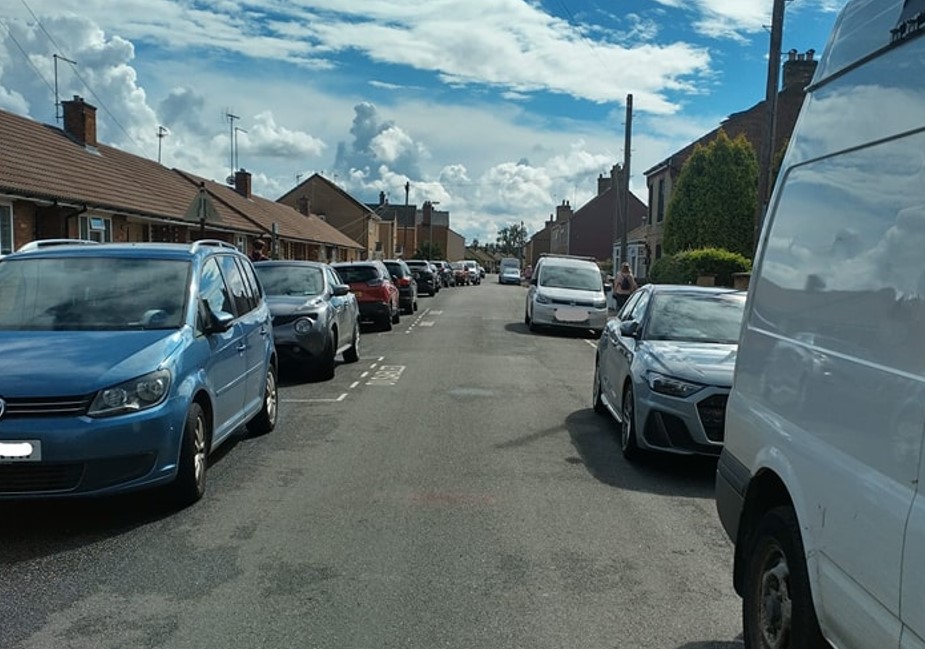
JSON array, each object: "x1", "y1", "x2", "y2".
[{"x1": 332, "y1": 261, "x2": 401, "y2": 331}]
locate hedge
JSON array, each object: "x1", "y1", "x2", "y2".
[{"x1": 648, "y1": 247, "x2": 751, "y2": 287}]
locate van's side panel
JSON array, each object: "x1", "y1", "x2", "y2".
[
  {"x1": 902, "y1": 437, "x2": 925, "y2": 639},
  {"x1": 728, "y1": 32, "x2": 925, "y2": 648}
]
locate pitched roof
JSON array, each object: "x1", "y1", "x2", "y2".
[
  {"x1": 0, "y1": 108, "x2": 362, "y2": 248},
  {"x1": 279, "y1": 173, "x2": 380, "y2": 222}
]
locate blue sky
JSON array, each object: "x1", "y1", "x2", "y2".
[{"x1": 0, "y1": 0, "x2": 845, "y2": 244}]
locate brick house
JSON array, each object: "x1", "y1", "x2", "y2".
[
  {"x1": 641, "y1": 49, "x2": 819, "y2": 267},
  {"x1": 278, "y1": 174, "x2": 382, "y2": 260},
  {"x1": 0, "y1": 98, "x2": 363, "y2": 260}
]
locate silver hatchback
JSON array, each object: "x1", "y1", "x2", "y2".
[{"x1": 593, "y1": 284, "x2": 745, "y2": 460}]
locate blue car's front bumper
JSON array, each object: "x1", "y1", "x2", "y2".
[{"x1": 0, "y1": 395, "x2": 189, "y2": 498}]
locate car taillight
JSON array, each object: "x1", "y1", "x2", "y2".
[{"x1": 399, "y1": 277, "x2": 411, "y2": 287}]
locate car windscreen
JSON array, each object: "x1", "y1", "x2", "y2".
[
  {"x1": 335, "y1": 266, "x2": 379, "y2": 283},
  {"x1": 256, "y1": 265, "x2": 324, "y2": 296},
  {"x1": 645, "y1": 292, "x2": 746, "y2": 344},
  {"x1": 383, "y1": 262, "x2": 406, "y2": 277},
  {"x1": 0, "y1": 256, "x2": 190, "y2": 331},
  {"x1": 538, "y1": 264, "x2": 602, "y2": 291}
]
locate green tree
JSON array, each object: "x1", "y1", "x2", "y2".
[
  {"x1": 496, "y1": 223, "x2": 528, "y2": 256},
  {"x1": 663, "y1": 129, "x2": 758, "y2": 257},
  {"x1": 414, "y1": 242, "x2": 443, "y2": 259}
]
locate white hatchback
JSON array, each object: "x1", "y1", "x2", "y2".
[{"x1": 524, "y1": 255, "x2": 607, "y2": 336}]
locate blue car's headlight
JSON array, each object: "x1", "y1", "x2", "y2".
[
  {"x1": 646, "y1": 371, "x2": 703, "y2": 398},
  {"x1": 88, "y1": 370, "x2": 171, "y2": 417},
  {"x1": 535, "y1": 292, "x2": 550, "y2": 304}
]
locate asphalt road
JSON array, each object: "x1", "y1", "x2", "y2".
[{"x1": 0, "y1": 276, "x2": 743, "y2": 649}]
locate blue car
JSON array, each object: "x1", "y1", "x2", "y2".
[{"x1": 0, "y1": 240, "x2": 278, "y2": 506}]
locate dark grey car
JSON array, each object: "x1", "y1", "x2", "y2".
[{"x1": 255, "y1": 261, "x2": 360, "y2": 380}]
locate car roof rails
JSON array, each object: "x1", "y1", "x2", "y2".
[
  {"x1": 536, "y1": 252, "x2": 598, "y2": 263},
  {"x1": 190, "y1": 240, "x2": 239, "y2": 253},
  {"x1": 17, "y1": 238, "x2": 100, "y2": 252}
]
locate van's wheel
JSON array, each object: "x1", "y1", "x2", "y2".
[
  {"x1": 249, "y1": 365, "x2": 278, "y2": 435},
  {"x1": 343, "y1": 321, "x2": 360, "y2": 363},
  {"x1": 170, "y1": 402, "x2": 208, "y2": 507},
  {"x1": 620, "y1": 385, "x2": 639, "y2": 460},
  {"x1": 743, "y1": 506, "x2": 827, "y2": 649}
]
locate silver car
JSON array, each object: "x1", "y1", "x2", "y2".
[
  {"x1": 592, "y1": 284, "x2": 746, "y2": 459},
  {"x1": 254, "y1": 261, "x2": 360, "y2": 380}
]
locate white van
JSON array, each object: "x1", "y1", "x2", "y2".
[{"x1": 717, "y1": 2, "x2": 925, "y2": 648}]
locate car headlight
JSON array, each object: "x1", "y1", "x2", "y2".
[
  {"x1": 535, "y1": 293, "x2": 550, "y2": 304},
  {"x1": 646, "y1": 371, "x2": 703, "y2": 398},
  {"x1": 593, "y1": 298, "x2": 607, "y2": 309},
  {"x1": 293, "y1": 317, "x2": 315, "y2": 335},
  {"x1": 88, "y1": 369, "x2": 171, "y2": 417}
]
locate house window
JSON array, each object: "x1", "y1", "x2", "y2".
[
  {"x1": 235, "y1": 234, "x2": 246, "y2": 252},
  {"x1": 657, "y1": 179, "x2": 665, "y2": 223},
  {"x1": 79, "y1": 215, "x2": 113, "y2": 242},
  {"x1": 0, "y1": 204, "x2": 12, "y2": 255}
]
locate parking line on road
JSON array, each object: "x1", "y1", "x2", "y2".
[
  {"x1": 360, "y1": 371, "x2": 369, "y2": 378},
  {"x1": 282, "y1": 394, "x2": 348, "y2": 403},
  {"x1": 378, "y1": 356, "x2": 384, "y2": 361},
  {"x1": 349, "y1": 381, "x2": 360, "y2": 389},
  {"x1": 584, "y1": 340, "x2": 597, "y2": 349}
]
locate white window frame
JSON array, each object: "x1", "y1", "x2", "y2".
[
  {"x1": 79, "y1": 214, "x2": 113, "y2": 243},
  {"x1": 0, "y1": 202, "x2": 13, "y2": 255}
]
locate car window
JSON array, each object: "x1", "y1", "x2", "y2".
[
  {"x1": 627, "y1": 289, "x2": 651, "y2": 322},
  {"x1": 336, "y1": 265, "x2": 379, "y2": 283},
  {"x1": 199, "y1": 257, "x2": 235, "y2": 320},
  {"x1": 238, "y1": 258, "x2": 263, "y2": 302},
  {"x1": 218, "y1": 255, "x2": 253, "y2": 316},
  {"x1": 538, "y1": 263, "x2": 602, "y2": 290},
  {"x1": 645, "y1": 292, "x2": 746, "y2": 343},
  {"x1": 324, "y1": 267, "x2": 341, "y2": 291},
  {"x1": 619, "y1": 291, "x2": 642, "y2": 320},
  {"x1": 0, "y1": 256, "x2": 189, "y2": 331},
  {"x1": 256, "y1": 264, "x2": 324, "y2": 296}
]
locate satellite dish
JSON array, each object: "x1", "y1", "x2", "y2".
[{"x1": 225, "y1": 175, "x2": 235, "y2": 185}]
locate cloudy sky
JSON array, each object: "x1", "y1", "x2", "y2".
[{"x1": 0, "y1": 0, "x2": 845, "y2": 244}]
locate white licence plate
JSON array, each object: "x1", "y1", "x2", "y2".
[
  {"x1": 0, "y1": 440, "x2": 42, "y2": 462},
  {"x1": 555, "y1": 307, "x2": 589, "y2": 323}
]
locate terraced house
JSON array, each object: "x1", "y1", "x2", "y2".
[{"x1": 0, "y1": 97, "x2": 364, "y2": 260}]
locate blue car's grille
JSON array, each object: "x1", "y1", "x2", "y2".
[
  {"x1": 1, "y1": 395, "x2": 93, "y2": 418},
  {"x1": 0, "y1": 463, "x2": 84, "y2": 493}
]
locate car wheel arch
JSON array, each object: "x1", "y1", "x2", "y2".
[
  {"x1": 190, "y1": 390, "x2": 214, "y2": 454},
  {"x1": 734, "y1": 468, "x2": 795, "y2": 595}
]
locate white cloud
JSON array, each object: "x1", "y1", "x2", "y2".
[{"x1": 241, "y1": 110, "x2": 326, "y2": 159}]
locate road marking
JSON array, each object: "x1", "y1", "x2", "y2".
[
  {"x1": 349, "y1": 381, "x2": 360, "y2": 389},
  {"x1": 370, "y1": 363, "x2": 378, "y2": 369},
  {"x1": 378, "y1": 356, "x2": 384, "y2": 361},
  {"x1": 419, "y1": 321, "x2": 435, "y2": 327},
  {"x1": 366, "y1": 365, "x2": 405, "y2": 385},
  {"x1": 360, "y1": 371, "x2": 369, "y2": 378},
  {"x1": 430, "y1": 310, "x2": 443, "y2": 315},
  {"x1": 585, "y1": 340, "x2": 597, "y2": 349},
  {"x1": 282, "y1": 394, "x2": 348, "y2": 403}
]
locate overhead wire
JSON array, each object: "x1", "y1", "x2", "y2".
[
  {"x1": 19, "y1": 0, "x2": 141, "y2": 148},
  {"x1": 0, "y1": 18, "x2": 56, "y2": 98}
]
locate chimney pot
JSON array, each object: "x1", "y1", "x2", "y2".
[
  {"x1": 806, "y1": 48, "x2": 815, "y2": 61},
  {"x1": 788, "y1": 49, "x2": 798, "y2": 61}
]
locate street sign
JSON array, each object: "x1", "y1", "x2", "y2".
[{"x1": 182, "y1": 184, "x2": 221, "y2": 224}]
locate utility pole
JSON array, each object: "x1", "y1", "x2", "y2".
[
  {"x1": 756, "y1": 0, "x2": 786, "y2": 247},
  {"x1": 619, "y1": 94, "x2": 633, "y2": 272},
  {"x1": 53, "y1": 54, "x2": 77, "y2": 122}
]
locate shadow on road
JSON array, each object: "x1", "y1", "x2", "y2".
[
  {"x1": 0, "y1": 432, "x2": 245, "y2": 566},
  {"x1": 564, "y1": 407, "x2": 718, "y2": 499},
  {"x1": 674, "y1": 642, "x2": 744, "y2": 649},
  {"x1": 504, "y1": 322, "x2": 599, "y2": 339}
]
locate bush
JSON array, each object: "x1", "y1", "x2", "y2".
[{"x1": 649, "y1": 247, "x2": 751, "y2": 287}]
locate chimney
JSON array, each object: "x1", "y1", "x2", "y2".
[
  {"x1": 782, "y1": 49, "x2": 818, "y2": 92},
  {"x1": 555, "y1": 200, "x2": 573, "y2": 223},
  {"x1": 234, "y1": 168, "x2": 252, "y2": 198},
  {"x1": 379, "y1": 191, "x2": 387, "y2": 206},
  {"x1": 297, "y1": 196, "x2": 310, "y2": 216},
  {"x1": 62, "y1": 96, "x2": 98, "y2": 148},
  {"x1": 597, "y1": 174, "x2": 609, "y2": 196},
  {"x1": 423, "y1": 200, "x2": 433, "y2": 225},
  {"x1": 404, "y1": 181, "x2": 410, "y2": 206}
]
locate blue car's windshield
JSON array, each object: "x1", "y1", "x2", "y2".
[
  {"x1": 0, "y1": 257, "x2": 190, "y2": 331},
  {"x1": 256, "y1": 265, "x2": 324, "y2": 296},
  {"x1": 645, "y1": 292, "x2": 746, "y2": 344}
]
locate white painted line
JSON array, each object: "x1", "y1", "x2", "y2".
[
  {"x1": 370, "y1": 363, "x2": 378, "y2": 369},
  {"x1": 282, "y1": 398, "x2": 344, "y2": 403},
  {"x1": 349, "y1": 381, "x2": 360, "y2": 389},
  {"x1": 337, "y1": 393, "x2": 347, "y2": 402},
  {"x1": 360, "y1": 371, "x2": 369, "y2": 378},
  {"x1": 378, "y1": 356, "x2": 384, "y2": 361},
  {"x1": 430, "y1": 310, "x2": 443, "y2": 315},
  {"x1": 585, "y1": 340, "x2": 598, "y2": 349},
  {"x1": 419, "y1": 321, "x2": 435, "y2": 327}
]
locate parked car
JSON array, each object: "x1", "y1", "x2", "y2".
[
  {"x1": 450, "y1": 261, "x2": 469, "y2": 286},
  {"x1": 462, "y1": 260, "x2": 481, "y2": 285},
  {"x1": 17, "y1": 238, "x2": 100, "y2": 252},
  {"x1": 593, "y1": 284, "x2": 746, "y2": 460},
  {"x1": 254, "y1": 260, "x2": 359, "y2": 380},
  {"x1": 0, "y1": 240, "x2": 278, "y2": 506},
  {"x1": 716, "y1": 4, "x2": 925, "y2": 646},
  {"x1": 383, "y1": 259, "x2": 418, "y2": 314},
  {"x1": 405, "y1": 259, "x2": 439, "y2": 296},
  {"x1": 432, "y1": 260, "x2": 454, "y2": 287},
  {"x1": 524, "y1": 254, "x2": 608, "y2": 335},
  {"x1": 332, "y1": 261, "x2": 400, "y2": 331},
  {"x1": 499, "y1": 265, "x2": 522, "y2": 285}
]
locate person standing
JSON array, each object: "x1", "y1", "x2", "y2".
[
  {"x1": 250, "y1": 239, "x2": 269, "y2": 262},
  {"x1": 613, "y1": 262, "x2": 638, "y2": 310}
]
